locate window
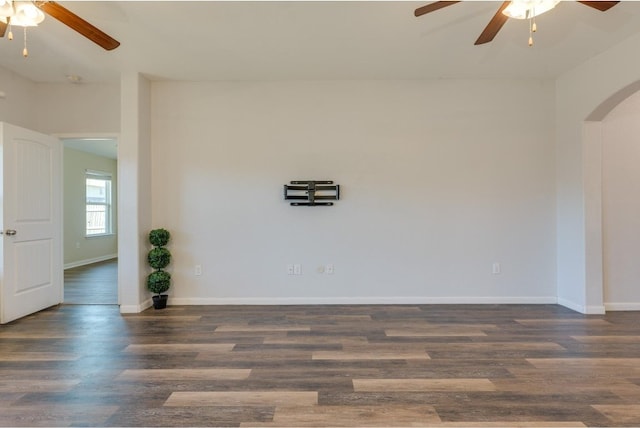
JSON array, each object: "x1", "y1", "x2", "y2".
[{"x1": 86, "y1": 170, "x2": 112, "y2": 236}]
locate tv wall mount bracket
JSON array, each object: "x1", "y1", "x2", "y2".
[{"x1": 283, "y1": 180, "x2": 340, "y2": 206}]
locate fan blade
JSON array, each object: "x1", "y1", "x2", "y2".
[
  {"x1": 0, "y1": 20, "x2": 6, "y2": 38},
  {"x1": 474, "y1": 1, "x2": 511, "y2": 45},
  {"x1": 577, "y1": 1, "x2": 619, "y2": 11},
  {"x1": 36, "y1": 1, "x2": 120, "y2": 50},
  {"x1": 415, "y1": 1, "x2": 461, "y2": 17}
]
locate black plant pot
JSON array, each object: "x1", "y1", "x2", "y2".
[{"x1": 152, "y1": 294, "x2": 168, "y2": 310}]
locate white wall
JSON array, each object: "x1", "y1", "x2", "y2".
[
  {"x1": 0, "y1": 66, "x2": 37, "y2": 129},
  {"x1": 63, "y1": 147, "x2": 118, "y2": 268},
  {"x1": 119, "y1": 73, "x2": 152, "y2": 312},
  {"x1": 0, "y1": 69, "x2": 120, "y2": 138},
  {"x1": 556, "y1": 31, "x2": 640, "y2": 313},
  {"x1": 602, "y1": 90, "x2": 640, "y2": 309},
  {"x1": 151, "y1": 79, "x2": 556, "y2": 304},
  {"x1": 33, "y1": 82, "x2": 120, "y2": 135}
]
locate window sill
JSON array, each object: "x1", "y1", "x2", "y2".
[{"x1": 85, "y1": 233, "x2": 116, "y2": 239}]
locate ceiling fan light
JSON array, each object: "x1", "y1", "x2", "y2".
[
  {"x1": 503, "y1": 0, "x2": 560, "y2": 19},
  {"x1": 0, "y1": 0, "x2": 13, "y2": 18},
  {"x1": 11, "y1": 1, "x2": 44, "y2": 27}
]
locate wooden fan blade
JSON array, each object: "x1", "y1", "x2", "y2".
[
  {"x1": 0, "y1": 20, "x2": 6, "y2": 38},
  {"x1": 36, "y1": 1, "x2": 120, "y2": 50},
  {"x1": 474, "y1": 1, "x2": 511, "y2": 45},
  {"x1": 577, "y1": 1, "x2": 619, "y2": 11},
  {"x1": 415, "y1": 1, "x2": 461, "y2": 17}
]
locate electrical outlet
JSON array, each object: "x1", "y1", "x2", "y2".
[
  {"x1": 492, "y1": 262, "x2": 501, "y2": 275},
  {"x1": 326, "y1": 264, "x2": 334, "y2": 274},
  {"x1": 287, "y1": 264, "x2": 295, "y2": 275},
  {"x1": 195, "y1": 265, "x2": 202, "y2": 276},
  {"x1": 294, "y1": 264, "x2": 302, "y2": 275}
]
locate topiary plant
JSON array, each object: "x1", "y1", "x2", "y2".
[
  {"x1": 148, "y1": 247, "x2": 171, "y2": 270},
  {"x1": 149, "y1": 228, "x2": 170, "y2": 247},
  {"x1": 147, "y1": 228, "x2": 172, "y2": 309},
  {"x1": 147, "y1": 270, "x2": 171, "y2": 295}
]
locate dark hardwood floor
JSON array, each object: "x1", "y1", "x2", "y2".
[
  {"x1": 1, "y1": 303, "x2": 640, "y2": 426},
  {"x1": 64, "y1": 259, "x2": 118, "y2": 305}
]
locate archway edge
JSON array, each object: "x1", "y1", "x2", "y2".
[
  {"x1": 586, "y1": 80, "x2": 640, "y2": 122},
  {"x1": 556, "y1": 30, "x2": 640, "y2": 314},
  {"x1": 582, "y1": 80, "x2": 640, "y2": 313}
]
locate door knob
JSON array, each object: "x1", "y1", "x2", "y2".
[{"x1": 3, "y1": 230, "x2": 17, "y2": 236}]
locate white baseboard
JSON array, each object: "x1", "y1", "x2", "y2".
[
  {"x1": 605, "y1": 302, "x2": 640, "y2": 311},
  {"x1": 557, "y1": 297, "x2": 583, "y2": 313},
  {"x1": 64, "y1": 254, "x2": 117, "y2": 270},
  {"x1": 168, "y1": 296, "x2": 558, "y2": 306},
  {"x1": 585, "y1": 305, "x2": 607, "y2": 314},
  {"x1": 121, "y1": 298, "x2": 637, "y2": 313},
  {"x1": 120, "y1": 299, "x2": 152, "y2": 314},
  {"x1": 557, "y1": 297, "x2": 606, "y2": 314}
]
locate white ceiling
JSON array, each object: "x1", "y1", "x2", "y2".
[
  {"x1": 63, "y1": 137, "x2": 118, "y2": 159},
  {"x1": 1, "y1": 1, "x2": 640, "y2": 84}
]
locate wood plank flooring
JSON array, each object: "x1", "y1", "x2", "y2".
[
  {"x1": 64, "y1": 259, "x2": 118, "y2": 305},
  {"x1": 0, "y1": 304, "x2": 639, "y2": 426}
]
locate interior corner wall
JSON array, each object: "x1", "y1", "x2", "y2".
[
  {"x1": 138, "y1": 76, "x2": 152, "y2": 306},
  {"x1": 151, "y1": 79, "x2": 557, "y2": 305},
  {"x1": 63, "y1": 147, "x2": 118, "y2": 268},
  {"x1": 555, "y1": 31, "x2": 640, "y2": 313},
  {"x1": 119, "y1": 72, "x2": 152, "y2": 313},
  {"x1": 601, "y1": 90, "x2": 640, "y2": 310}
]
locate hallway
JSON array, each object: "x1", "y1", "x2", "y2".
[{"x1": 64, "y1": 259, "x2": 118, "y2": 304}]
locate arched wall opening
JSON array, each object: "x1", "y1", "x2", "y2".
[{"x1": 583, "y1": 80, "x2": 640, "y2": 311}]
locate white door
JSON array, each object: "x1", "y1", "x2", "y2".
[{"x1": 0, "y1": 122, "x2": 63, "y2": 324}]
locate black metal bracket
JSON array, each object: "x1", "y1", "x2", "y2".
[{"x1": 284, "y1": 180, "x2": 340, "y2": 206}]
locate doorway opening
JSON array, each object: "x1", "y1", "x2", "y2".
[
  {"x1": 64, "y1": 259, "x2": 117, "y2": 304},
  {"x1": 62, "y1": 136, "x2": 118, "y2": 305}
]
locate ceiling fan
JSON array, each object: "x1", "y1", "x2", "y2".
[
  {"x1": 415, "y1": 0, "x2": 620, "y2": 45},
  {"x1": 0, "y1": 1, "x2": 119, "y2": 51}
]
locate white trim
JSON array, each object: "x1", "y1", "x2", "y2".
[
  {"x1": 168, "y1": 296, "x2": 558, "y2": 306},
  {"x1": 64, "y1": 254, "x2": 117, "y2": 270},
  {"x1": 558, "y1": 297, "x2": 582, "y2": 313},
  {"x1": 86, "y1": 169, "x2": 113, "y2": 179},
  {"x1": 558, "y1": 297, "x2": 606, "y2": 314},
  {"x1": 584, "y1": 305, "x2": 606, "y2": 315},
  {"x1": 120, "y1": 299, "x2": 152, "y2": 314},
  {"x1": 605, "y1": 302, "x2": 640, "y2": 311}
]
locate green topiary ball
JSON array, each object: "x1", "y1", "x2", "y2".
[
  {"x1": 149, "y1": 228, "x2": 170, "y2": 247},
  {"x1": 148, "y1": 247, "x2": 171, "y2": 270},
  {"x1": 147, "y1": 270, "x2": 171, "y2": 294}
]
